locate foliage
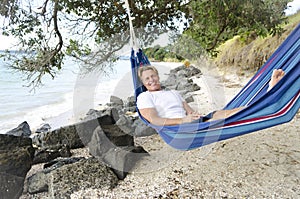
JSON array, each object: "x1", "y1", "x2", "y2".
[
  {"x1": 215, "y1": 11, "x2": 300, "y2": 73},
  {"x1": 143, "y1": 45, "x2": 184, "y2": 62},
  {"x1": 170, "y1": 33, "x2": 207, "y2": 61},
  {"x1": 184, "y1": 0, "x2": 292, "y2": 56},
  {"x1": 0, "y1": 0, "x2": 189, "y2": 87}
]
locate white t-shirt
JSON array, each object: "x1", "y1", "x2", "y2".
[{"x1": 137, "y1": 90, "x2": 186, "y2": 118}]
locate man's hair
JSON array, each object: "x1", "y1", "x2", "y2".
[{"x1": 137, "y1": 65, "x2": 159, "y2": 81}]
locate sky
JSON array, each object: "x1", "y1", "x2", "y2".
[{"x1": 0, "y1": 0, "x2": 300, "y2": 51}]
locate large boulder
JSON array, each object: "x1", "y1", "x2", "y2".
[
  {"x1": 32, "y1": 124, "x2": 83, "y2": 150},
  {"x1": 88, "y1": 126, "x2": 148, "y2": 179},
  {"x1": 0, "y1": 134, "x2": 35, "y2": 199},
  {"x1": 48, "y1": 158, "x2": 118, "y2": 199},
  {"x1": 27, "y1": 157, "x2": 85, "y2": 194},
  {"x1": 32, "y1": 111, "x2": 120, "y2": 151},
  {"x1": 103, "y1": 146, "x2": 149, "y2": 180},
  {"x1": 27, "y1": 157, "x2": 118, "y2": 198},
  {"x1": 87, "y1": 126, "x2": 134, "y2": 157}
]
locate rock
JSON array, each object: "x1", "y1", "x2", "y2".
[
  {"x1": 126, "y1": 96, "x2": 136, "y2": 107},
  {"x1": 186, "y1": 66, "x2": 202, "y2": 77},
  {"x1": 191, "y1": 83, "x2": 201, "y2": 91},
  {"x1": 101, "y1": 124, "x2": 134, "y2": 147},
  {"x1": 75, "y1": 117, "x2": 109, "y2": 147},
  {"x1": 32, "y1": 124, "x2": 84, "y2": 150},
  {"x1": 160, "y1": 65, "x2": 202, "y2": 94},
  {"x1": 27, "y1": 172, "x2": 48, "y2": 194},
  {"x1": 83, "y1": 108, "x2": 119, "y2": 124},
  {"x1": 48, "y1": 158, "x2": 118, "y2": 198},
  {"x1": 82, "y1": 109, "x2": 102, "y2": 121},
  {"x1": 87, "y1": 126, "x2": 147, "y2": 179},
  {"x1": 44, "y1": 157, "x2": 85, "y2": 169},
  {"x1": 169, "y1": 65, "x2": 185, "y2": 74},
  {"x1": 169, "y1": 65, "x2": 202, "y2": 78},
  {"x1": 88, "y1": 126, "x2": 116, "y2": 156},
  {"x1": 123, "y1": 106, "x2": 137, "y2": 113},
  {"x1": 32, "y1": 144, "x2": 71, "y2": 164},
  {"x1": 31, "y1": 112, "x2": 133, "y2": 167},
  {"x1": 86, "y1": 108, "x2": 101, "y2": 116},
  {"x1": 88, "y1": 125, "x2": 134, "y2": 157},
  {"x1": 116, "y1": 115, "x2": 134, "y2": 135},
  {"x1": 133, "y1": 119, "x2": 157, "y2": 137},
  {"x1": 103, "y1": 146, "x2": 149, "y2": 180},
  {"x1": 35, "y1": 123, "x2": 51, "y2": 133},
  {"x1": 0, "y1": 134, "x2": 35, "y2": 199},
  {"x1": 185, "y1": 95, "x2": 194, "y2": 103},
  {"x1": 27, "y1": 157, "x2": 118, "y2": 198},
  {"x1": 163, "y1": 73, "x2": 178, "y2": 89},
  {"x1": 176, "y1": 79, "x2": 193, "y2": 91},
  {"x1": 6, "y1": 121, "x2": 31, "y2": 137},
  {"x1": 27, "y1": 157, "x2": 85, "y2": 194},
  {"x1": 0, "y1": 173, "x2": 25, "y2": 199},
  {"x1": 110, "y1": 95, "x2": 124, "y2": 106},
  {"x1": 102, "y1": 107, "x2": 120, "y2": 123},
  {"x1": 32, "y1": 112, "x2": 120, "y2": 151}
]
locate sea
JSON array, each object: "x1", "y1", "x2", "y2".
[{"x1": 0, "y1": 55, "x2": 134, "y2": 134}]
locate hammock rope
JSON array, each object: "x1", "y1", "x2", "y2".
[
  {"x1": 128, "y1": 6, "x2": 300, "y2": 150},
  {"x1": 124, "y1": 0, "x2": 139, "y2": 50}
]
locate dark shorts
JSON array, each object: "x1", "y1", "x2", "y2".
[{"x1": 191, "y1": 111, "x2": 216, "y2": 123}]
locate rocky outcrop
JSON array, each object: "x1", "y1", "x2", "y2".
[
  {"x1": 22, "y1": 101, "x2": 149, "y2": 197},
  {"x1": 0, "y1": 134, "x2": 35, "y2": 199}
]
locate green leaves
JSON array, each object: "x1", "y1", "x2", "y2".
[
  {"x1": 143, "y1": 45, "x2": 184, "y2": 62},
  {"x1": 184, "y1": 0, "x2": 291, "y2": 56},
  {"x1": 66, "y1": 39, "x2": 91, "y2": 57}
]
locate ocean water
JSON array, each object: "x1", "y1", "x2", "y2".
[{"x1": 0, "y1": 56, "x2": 133, "y2": 134}]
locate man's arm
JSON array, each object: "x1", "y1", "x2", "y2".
[
  {"x1": 139, "y1": 108, "x2": 183, "y2": 126},
  {"x1": 182, "y1": 101, "x2": 197, "y2": 115},
  {"x1": 139, "y1": 107, "x2": 200, "y2": 126}
]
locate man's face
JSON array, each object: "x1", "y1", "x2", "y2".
[{"x1": 141, "y1": 69, "x2": 161, "y2": 91}]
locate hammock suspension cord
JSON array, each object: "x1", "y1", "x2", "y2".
[{"x1": 124, "y1": 0, "x2": 139, "y2": 50}]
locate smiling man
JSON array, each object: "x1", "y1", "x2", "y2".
[{"x1": 136, "y1": 66, "x2": 285, "y2": 126}]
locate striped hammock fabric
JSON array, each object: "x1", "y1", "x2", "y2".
[{"x1": 130, "y1": 24, "x2": 300, "y2": 151}]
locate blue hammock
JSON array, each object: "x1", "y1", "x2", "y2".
[{"x1": 130, "y1": 24, "x2": 300, "y2": 151}]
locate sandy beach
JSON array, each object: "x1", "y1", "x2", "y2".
[{"x1": 23, "y1": 62, "x2": 300, "y2": 198}]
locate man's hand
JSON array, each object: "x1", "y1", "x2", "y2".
[{"x1": 182, "y1": 112, "x2": 202, "y2": 123}]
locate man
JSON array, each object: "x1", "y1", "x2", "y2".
[{"x1": 136, "y1": 66, "x2": 285, "y2": 126}]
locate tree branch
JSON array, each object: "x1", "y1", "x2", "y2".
[{"x1": 52, "y1": 0, "x2": 63, "y2": 52}]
